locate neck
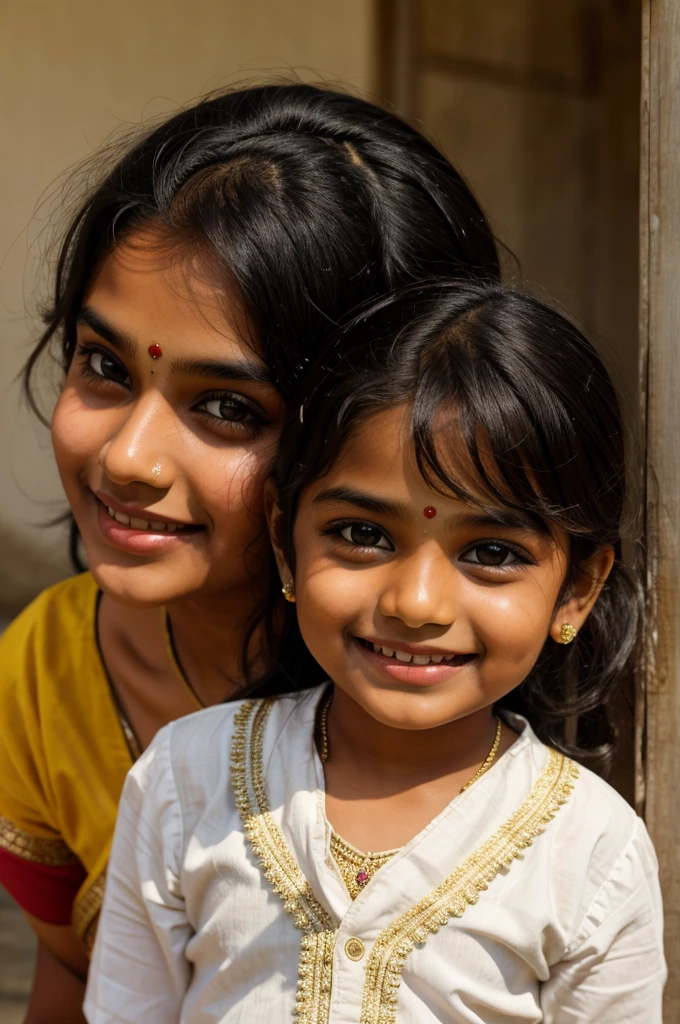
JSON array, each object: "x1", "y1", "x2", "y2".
[
  {"x1": 166, "y1": 586, "x2": 266, "y2": 705},
  {"x1": 326, "y1": 687, "x2": 499, "y2": 786}
]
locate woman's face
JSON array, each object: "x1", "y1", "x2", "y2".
[
  {"x1": 273, "y1": 405, "x2": 611, "y2": 732},
  {"x1": 52, "y1": 229, "x2": 285, "y2": 608}
]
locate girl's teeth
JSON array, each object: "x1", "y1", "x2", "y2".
[
  {"x1": 412, "y1": 654, "x2": 431, "y2": 665},
  {"x1": 381, "y1": 647, "x2": 394, "y2": 658},
  {"x1": 430, "y1": 654, "x2": 444, "y2": 664},
  {"x1": 114, "y1": 510, "x2": 130, "y2": 525},
  {"x1": 394, "y1": 650, "x2": 412, "y2": 663},
  {"x1": 130, "y1": 517, "x2": 148, "y2": 529},
  {"x1": 150, "y1": 521, "x2": 165, "y2": 530}
]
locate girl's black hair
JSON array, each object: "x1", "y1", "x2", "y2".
[
  {"x1": 266, "y1": 281, "x2": 638, "y2": 771},
  {"x1": 25, "y1": 82, "x2": 499, "y2": 415}
]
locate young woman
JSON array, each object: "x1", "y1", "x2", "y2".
[
  {"x1": 87, "y1": 283, "x2": 664, "y2": 1023},
  {"x1": 0, "y1": 85, "x2": 499, "y2": 1021}
]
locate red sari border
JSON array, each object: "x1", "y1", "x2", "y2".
[{"x1": 0, "y1": 844, "x2": 85, "y2": 926}]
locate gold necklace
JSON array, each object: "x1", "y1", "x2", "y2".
[{"x1": 319, "y1": 689, "x2": 503, "y2": 896}]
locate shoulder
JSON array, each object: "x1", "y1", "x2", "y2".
[
  {"x1": 0, "y1": 572, "x2": 97, "y2": 682},
  {"x1": 534, "y1": 744, "x2": 660, "y2": 952},
  {"x1": 130, "y1": 688, "x2": 319, "y2": 800}
]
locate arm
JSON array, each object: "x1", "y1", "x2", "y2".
[
  {"x1": 24, "y1": 937, "x2": 87, "y2": 1024},
  {"x1": 540, "y1": 819, "x2": 666, "y2": 1023},
  {"x1": 84, "y1": 733, "x2": 192, "y2": 1024}
]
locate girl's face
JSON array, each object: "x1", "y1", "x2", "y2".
[
  {"x1": 272, "y1": 405, "x2": 612, "y2": 732},
  {"x1": 52, "y1": 230, "x2": 285, "y2": 608}
]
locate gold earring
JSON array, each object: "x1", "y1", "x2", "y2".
[
  {"x1": 558, "y1": 622, "x2": 578, "y2": 644},
  {"x1": 282, "y1": 580, "x2": 296, "y2": 603}
]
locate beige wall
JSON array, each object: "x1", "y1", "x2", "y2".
[{"x1": 0, "y1": 0, "x2": 377, "y2": 614}]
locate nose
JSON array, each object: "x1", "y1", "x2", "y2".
[
  {"x1": 98, "y1": 392, "x2": 177, "y2": 489},
  {"x1": 378, "y1": 544, "x2": 458, "y2": 629}
]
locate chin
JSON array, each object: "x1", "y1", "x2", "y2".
[{"x1": 88, "y1": 558, "x2": 205, "y2": 609}]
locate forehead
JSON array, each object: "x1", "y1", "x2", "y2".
[{"x1": 82, "y1": 227, "x2": 256, "y2": 358}]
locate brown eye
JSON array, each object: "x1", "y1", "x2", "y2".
[
  {"x1": 198, "y1": 395, "x2": 258, "y2": 425},
  {"x1": 339, "y1": 523, "x2": 392, "y2": 549},
  {"x1": 89, "y1": 350, "x2": 130, "y2": 387},
  {"x1": 464, "y1": 542, "x2": 516, "y2": 567}
]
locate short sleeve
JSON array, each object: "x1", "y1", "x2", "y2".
[
  {"x1": 0, "y1": 604, "x2": 83, "y2": 923},
  {"x1": 540, "y1": 817, "x2": 666, "y2": 1023},
  {"x1": 85, "y1": 725, "x2": 191, "y2": 1023}
]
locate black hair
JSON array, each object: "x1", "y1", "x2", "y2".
[
  {"x1": 25, "y1": 81, "x2": 499, "y2": 417},
  {"x1": 267, "y1": 281, "x2": 638, "y2": 771}
]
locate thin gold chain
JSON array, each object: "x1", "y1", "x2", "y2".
[{"x1": 320, "y1": 689, "x2": 504, "y2": 897}]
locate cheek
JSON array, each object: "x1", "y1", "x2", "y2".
[
  {"x1": 199, "y1": 445, "x2": 274, "y2": 538},
  {"x1": 470, "y1": 580, "x2": 557, "y2": 666},
  {"x1": 51, "y1": 387, "x2": 101, "y2": 474}
]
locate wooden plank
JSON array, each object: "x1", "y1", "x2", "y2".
[{"x1": 639, "y1": 0, "x2": 680, "y2": 1013}]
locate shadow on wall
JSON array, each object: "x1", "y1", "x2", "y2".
[
  {"x1": 0, "y1": 885, "x2": 34, "y2": 1023},
  {"x1": 0, "y1": 521, "x2": 71, "y2": 624}
]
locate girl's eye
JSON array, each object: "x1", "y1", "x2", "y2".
[
  {"x1": 339, "y1": 523, "x2": 392, "y2": 550},
  {"x1": 88, "y1": 350, "x2": 131, "y2": 387},
  {"x1": 196, "y1": 395, "x2": 259, "y2": 425},
  {"x1": 461, "y1": 542, "x2": 523, "y2": 568}
]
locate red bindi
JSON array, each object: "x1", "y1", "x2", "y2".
[
  {"x1": 423, "y1": 506, "x2": 437, "y2": 519},
  {"x1": 148, "y1": 343, "x2": 163, "y2": 359}
]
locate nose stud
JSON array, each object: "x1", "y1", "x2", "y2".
[
  {"x1": 148, "y1": 344, "x2": 163, "y2": 359},
  {"x1": 423, "y1": 506, "x2": 437, "y2": 519},
  {"x1": 151, "y1": 461, "x2": 162, "y2": 482}
]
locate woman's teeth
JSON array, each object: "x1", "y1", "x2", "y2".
[
  {"x1": 370, "y1": 643, "x2": 451, "y2": 665},
  {"x1": 105, "y1": 505, "x2": 185, "y2": 532}
]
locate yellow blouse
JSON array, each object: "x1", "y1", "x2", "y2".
[{"x1": 0, "y1": 572, "x2": 135, "y2": 950}]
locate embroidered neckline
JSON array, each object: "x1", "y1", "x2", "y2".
[{"x1": 231, "y1": 696, "x2": 579, "y2": 1024}]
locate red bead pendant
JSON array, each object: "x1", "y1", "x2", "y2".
[
  {"x1": 356, "y1": 870, "x2": 370, "y2": 886},
  {"x1": 423, "y1": 506, "x2": 437, "y2": 518},
  {"x1": 148, "y1": 343, "x2": 163, "y2": 359}
]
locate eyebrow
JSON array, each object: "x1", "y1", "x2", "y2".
[
  {"x1": 77, "y1": 306, "x2": 136, "y2": 359},
  {"x1": 77, "y1": 306, "x2": 273, "y2": 385},
  {"x1": 313, "y1": 485, "x2": 542, "y2": 534}
]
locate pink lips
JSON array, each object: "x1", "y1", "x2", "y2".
[
  {"x1": 355, "y1": 639, "x2": 475, "y2": 687},
  {"x1": 93, "y1": 493, "x2": 201, "y2": 555}
]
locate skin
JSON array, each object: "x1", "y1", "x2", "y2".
[
  {"x1": 268, "y1": 404, "x2": 613, "y2": 853},
  {"x1": 25, "y1": 230, "x2": 285, "y2": 1019}
]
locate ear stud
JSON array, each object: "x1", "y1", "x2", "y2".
[
  {"x1": 282, "y1": 580, "x2": 296, "y2": 603},
  {"x1": 558, "y1": 622, "x2": 578, "y2": 644}
]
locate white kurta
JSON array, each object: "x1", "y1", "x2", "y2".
[{"x1": 85, "y1": 686, "x2": 665, "y2": 1024}]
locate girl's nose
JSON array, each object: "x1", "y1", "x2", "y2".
[
  {"x1": 378, "y1": 547, "x2": 458, "y2": 629},
  {"x1": 98, "y1": 394, "x2": 176, "y2": 489}
]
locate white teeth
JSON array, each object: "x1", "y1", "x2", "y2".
[
  {"x1": 380, "y1": 647, "x2": 394, "y2": 658},
  {"x1": 412, "y1": 654, "x2": 431, "y2": 665},
  {"x1": 373, "y1": 643, "x2": 380, "y2": 653},
  {"x1": 114, "y1": 511, "x2": 130, "y2": 525},
  {"x1": 366, "y1": 642, "x2": 457, "y2": 665},
  {"x1": 150, "y1": 521, "x2": 165, "y2": 530},
  {"x1": 430, "y1": 654, "x2": 444, "y2": 664},
  {"x1": 394, "y1": 650, "x2": 412, "y2": 663},
  {"x1": 130, "y1": 517, "x2": 149, "y2": 530},
  {"x1": 108, "y1": 507, "x2": 115, "y2": 516},
  {"x1": 105, "y1": 504, "x2": 185, "y2": 532}
]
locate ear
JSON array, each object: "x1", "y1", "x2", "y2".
[
  {"x1": 549, "y1": 544, "x2": 616, "y2": 642},
  {"x1": 263, "y1": 478, "x2": 292, "y2": 584}
]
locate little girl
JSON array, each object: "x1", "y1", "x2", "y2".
[{"x1": 86, "y1": 283, "x2": 665, "y2": 1023}]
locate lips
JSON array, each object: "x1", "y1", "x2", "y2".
[
  {"x1": 103, "y1": 504, "x2": 188, "y2": 533},
  {"x1": 356, "y1": 637, "x2": 474, "y2": 667}
]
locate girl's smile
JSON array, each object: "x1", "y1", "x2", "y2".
[{"x1": 352, "y1": 636, "x2": 477, "y2": 686}]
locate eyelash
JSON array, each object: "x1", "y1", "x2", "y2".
[
  {"x1": 323, "y1": 519, "x2": 535, "y2": 571},
  {"x1": 74, "y1": 344, "x2": 266, "y2": 435}
]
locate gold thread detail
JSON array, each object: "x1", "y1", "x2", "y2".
[
  {"x1": 330, "y1": 832, "x2": 399, "y2": 900},
  {"x1": 231, "y1": 699, "x2": 335, "y2": 1023},
  {"x1": 359, "y1": 749, "x2": 580, "y2": 1023},
  {"x1": 0, "y1": 814, "x2": 77, "y2": 866},
  {"x1": 73, "y1": 866, "x2": 107, "y2": 956}
]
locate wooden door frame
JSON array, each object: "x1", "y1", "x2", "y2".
[{"x1": 639, "y1": 0, "x2": 680, "y2": 1014}]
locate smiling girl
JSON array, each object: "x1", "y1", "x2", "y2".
[
  {"x1": 87, "y1": 283, "x2": 664, "y2": 1023},
  {"x1": 0, "y1": 86, "x2": 499, "y2": 1021}
]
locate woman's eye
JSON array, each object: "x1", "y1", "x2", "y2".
[
  {"x1": 339, "y1": 523, "x2": 392, "y2": 549},
  {"x1": 89, "y1": 351, "x2": 130, "y2": 387},
  {"x1": 462, "y1": 542, "x2": 520, "y2": 568},
  {"x1": 198, "y1": 396, "x2": 257, "y2": 424}
]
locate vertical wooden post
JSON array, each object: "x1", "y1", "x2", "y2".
[{"x1": 639, "y1": 0, "x2": 680, "y2": 1013}]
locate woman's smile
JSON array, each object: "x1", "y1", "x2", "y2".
[{"x1": 92, "y1": 489, "x2": 205, "y2": 555}]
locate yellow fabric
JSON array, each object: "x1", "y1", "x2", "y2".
[{"x1": 0, "y1": 572, "x2": 134, "y2": 943}]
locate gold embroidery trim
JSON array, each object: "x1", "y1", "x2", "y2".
[
  {"x1": 0, "y1": 813, "x2": 77, "y2": 866},
  {"x1": 359, "y1": 749, "x2": 580, "y2": 1024},
  {"x1": 73, "y1": 866, "x2": 107, "y2": 956},
  {"x1": 231, "y1": 699, "x2": 335, "y2": 1023}
]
